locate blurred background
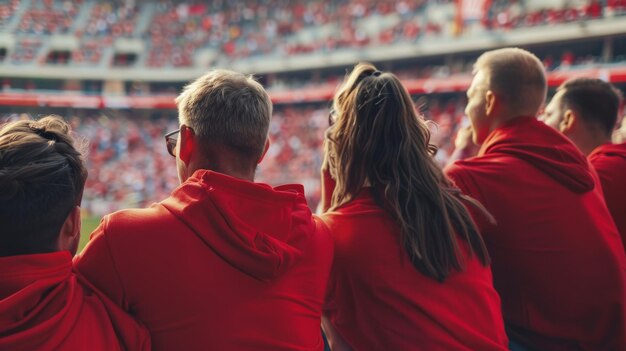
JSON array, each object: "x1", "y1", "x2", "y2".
[{"x1": 0, "y1": 0, "x2": 625, "y2": 249}]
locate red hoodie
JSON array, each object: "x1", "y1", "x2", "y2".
[
  {"x1": 74, "y1": 169, "x2": 333, "y2": 351},
  {"x1": 0, "y1": 251, "x2": 150, "y2": 351},
  {"x1": 445, "y1": 116, "x2": 626, "y2": 351},
  {"x1": 322, "y1": 189, "x2": 509, "y2": 351},
  {"x1": 589, "y1": 142, "x2": 626, "y2": 250}
]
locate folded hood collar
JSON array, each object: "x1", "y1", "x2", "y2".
[
  {"x1": 589, "y1": 142, "x2": 626, "y2": 161},
  {"x1": 161, "y1": 169, "x2": 316, "y2": 282},
  {"x1": 479, "y1": 116, "x2": 595, "y2": 193},
  {"x1": 0, "y1": 251, "x2": 81, "y2": 350}
]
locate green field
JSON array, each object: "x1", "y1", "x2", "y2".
[{"x1": 79, "y1": 217, "x2": 102, "y2": 253}]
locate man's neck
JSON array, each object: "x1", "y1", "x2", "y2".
[
  {"x1": 191, "y1": 160, "x2": 255, "y2": 182},
  {"x1": 571, "y1": 132, "x2": 612, "y2": 156}
]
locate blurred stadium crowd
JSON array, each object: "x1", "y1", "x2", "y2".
[
  {"x1": 1, "y1": 0, "x2": 625, "y2": 67},
  {"x1": 1, "y1": 0, "x2": 625, "y2": 215},
  {"x1": 0, "y1": 95, "x2": 466, "y2": 216}
]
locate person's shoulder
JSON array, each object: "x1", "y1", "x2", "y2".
[
  {"x1": 317, "y1": 200, "x2": 389, "y2": 238},
  {"x1": 444, "y1": 155, "x2": 514, "y2": 201},
  {"x1": 589, "y1": 143, "x2": 626, "y2": 166},
  {"x1": 317, "y1": 203, "x2": 362, "y2": 228},
  {"x1": 446, "y1": 154, "x2": 515, "y2": 181},
  {"x1": 445, "y1": 157, "x2": 482, "y2": 191},
  {"x1": 312, "y1": 214, "x2": 333, "y2": 245},
  {"x1": 99, "y1": 203, "x2": 173, "y2": 238},
  {"x1": 75, "y1": 278, "x2": 151, "y2": 351}
]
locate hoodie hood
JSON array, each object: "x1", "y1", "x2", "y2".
[
  {"x1": 161, "y1": 169, "x2": 316, "y2": 282},
  {"x1": 1, "y1": 252, "x2": 150, "y2": 351},
  {"x1": 0, "y1": 251, "x2": 82, "y2": 350},
  {"x1": 479, "y1": 116, "x2": 595, "y2": 193},
  {"x1": 589, "y1": 142, "x2": 626, "y2": 162}
]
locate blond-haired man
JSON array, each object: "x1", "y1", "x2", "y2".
[
  {"x1": 75, "y1": 70, "x2": 333, "y2": 351},
  {"x1": 446, "y1": 48, "x2": 626, "y2": 350}
]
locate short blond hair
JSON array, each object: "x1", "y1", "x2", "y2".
[
  {"x1": 475, "y1": 48, "x2": 547, "y2": 116},
  {"x1": 175, "y1": 69, "x2": 272, "y2": 161}
]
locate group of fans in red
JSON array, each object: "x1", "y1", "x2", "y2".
[{"x1": 0, "y1": 47, "x2": 625, "y2": 351}]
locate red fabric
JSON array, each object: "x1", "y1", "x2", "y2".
[
  {"x1": 589, "y1": 143, "x2": 626, "y2": 251},
  {"x1": 321, "y1": 189, "x2": 509, "y2": 351},
  {"x1": 74, "y1": 169, "x2": 333, "y2": 351},
  {"x1": 0, "y1": 251, "x2": 150, "y2": 351},
  {"x1": 445, "y1": 117, "x2": 626, "y2": 350}
]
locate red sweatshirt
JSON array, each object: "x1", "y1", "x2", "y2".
[
  {"x1": 322, "y1": 189, "x2": 509, "y2": 351},
  {"x1": 0, "y1": 251, "x2": 150, "y2": 351},
  {"x1": 74, "y1": 169, "x2": 333, "y2": 351},
  {"x1": 589, "y1": 142, "x2": 626, "y2": 250},
  {"x1": 445, "y1": 116, "x2": 626, "y2": 351}
]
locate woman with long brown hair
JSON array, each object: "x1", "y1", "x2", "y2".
[{"x1": 320, "y1": 63, "x2": 508, "y2": 350}]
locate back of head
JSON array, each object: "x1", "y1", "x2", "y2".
[
  {"x1": 327, "y1": 63, "x2": 489, "y2": 281},
  {"x1": 475, "y1": 47, "x2": 547, "y2": 117},
  {"x1": 558, "y1": 78, "x2": 623, "y2": 138},
  {"x1": 0, "y1": 116, "x2": 87, "y2": 256},
  {"x1": 175, "y1": 69, "x2": 272, "y2": 166}
]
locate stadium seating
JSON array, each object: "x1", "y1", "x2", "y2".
[
  {"x1": 0, "y1": 0, "x2": 624, "y2": 214},
  {"x1": 1, "y1": 0, "x2": 620, "y2": 66}
]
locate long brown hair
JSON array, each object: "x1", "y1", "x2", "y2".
[{"x1": 325, "y1": 63, "x2": 490, "y2": 281}]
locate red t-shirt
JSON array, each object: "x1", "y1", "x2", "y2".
[
  {"x1": 74, "y1": 170, "x2": 333, "y2": 351},
  {"x1": 321, "y1": 189, "x2": 509, "y2": 351},
  {"x1": 0, "y1": 251, "x2": 150, "y2": 351},
  {"x1": 445, "y1": 117, "x2": 626, "y2": 350},
  {"x1": 589, "y1": 142, "x2": 626, "y2": 250}
]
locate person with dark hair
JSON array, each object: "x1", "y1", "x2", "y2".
[
  {"x1": 446, "y1": 48, "x2": 626, "y2": 350},
  {"x1": 542, "y1": 78, "x2": 626, "y2": 249},
  {"x1": 74, "y1": 70, "x2": 334, "y2": 350},
  {"x1": 0, "y1": 116, "x2": 150, "y2": 351},
  {"x1": 320, "y1": 63, "x2": 508, "y2": 351}
]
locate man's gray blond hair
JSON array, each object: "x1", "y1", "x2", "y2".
[
  {"x1": 474, "y1": 47, "x2": 547, "y2": 116},
  {"x1": 176, "y1": 69, "x2": 272, "y2": 160}
]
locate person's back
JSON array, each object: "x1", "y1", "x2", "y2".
[
  {"x1": 589, "y1": 142, "x2": 626, "y2": 243},
  {"x1": 74, "y1": 70, "x2": 334, "y2": 350},
  {"x1": 0, "y1": 117, "x2": 150, "y2": 351},
  {"x1": 446, "y1": 48, "x2": 626, "y2": 350},
  {"x1": 541, "y1": 78, "x2": 626, "y2": 249},
  {"x1": 447, "y1": 117, "x2": 626, "y2": 349},
  {"x1": 323, "y1": 190, "x2": 506, "y2": 350},
  {"x1": 76, "y1": 171, "x2": 332, "y2": 350},
  {"x1": 320, "y1": 64, "x2": 508, "y2": 351}
]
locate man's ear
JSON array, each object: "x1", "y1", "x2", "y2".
[
  {"x1": 485, "y1": 90, "x2": 497, "y2": 116},
  {"x1": 58, "y1": 206, "x2": 81, "y2": 255},
  {"x1": 560, "y1": 109, "x2": 576, "y2": 133},
  {"x1": 257, "y1": 139, "x2": 270, "y2": 164},
  {"x1": 179, "y1": 124, "x2": 195, "y2": 165}
]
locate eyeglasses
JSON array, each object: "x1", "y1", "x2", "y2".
[{"x1": 164, "y1": 129, "x2": 179, "y2": 157}]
